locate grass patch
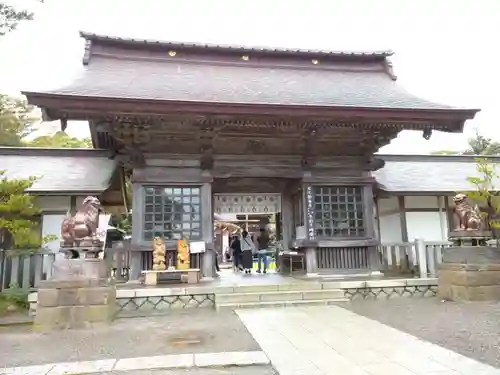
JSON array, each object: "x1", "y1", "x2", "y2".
[{"x1": 0, "y1": 285, "x2": 29, "y2": 317}]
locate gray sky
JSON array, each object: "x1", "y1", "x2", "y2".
[{"x1": 0, "y1": 0, "x2": 497, "y2": 153}]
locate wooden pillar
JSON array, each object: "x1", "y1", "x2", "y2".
[
  {"x1": 281, "y1": 191, "x2": 293, "y2": 247},
  {"x1": 201, "y1": 182, "x2": 215, "y2": 279},
  {"x1": 398, "y1": 196, "x2": 409, "y2": 242},
  {"x1": 364, "y1": 185, "x2": 381, "y2": 274},
  {"x1": 130, "y1": 183, "x2": 144, "y2": 280}
]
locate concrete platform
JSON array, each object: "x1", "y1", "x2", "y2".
[{"x1": 28, "y1": 270, "x2": 439, "y2": 315}]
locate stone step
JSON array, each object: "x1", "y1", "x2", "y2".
[
  {"x1": 225, "y1": 283, "x2": 323, "y2": 294},
  {"x1": 216, "y1": 298, "x2": 348, "y2": 311},
  {"x1": 215, "y1": 289, "x2": 345, "y2": 304}
]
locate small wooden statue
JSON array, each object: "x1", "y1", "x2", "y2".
[
  {"x1": 177, "y1": 238, "x2": 190, "y2": 270},
  {"x1": 152, "y1": 237, "x2": 166, "y2": 271}
]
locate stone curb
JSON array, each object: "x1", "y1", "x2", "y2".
[{"x1": 0, "y1": 351, "x2": 270, "y2": 374}]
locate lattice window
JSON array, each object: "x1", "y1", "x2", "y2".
[
  {"x1": 143, "y1": 187, "x2": 201, "y2": 241},
  {"x1": 313, "y1": 186, "x2": 365, "y2": 237}
]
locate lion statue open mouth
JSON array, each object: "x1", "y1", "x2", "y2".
[
  {"x1": 61, "y1": 196, "x2": 102, "y2": 246},
  {"x1": 452, "y1": 193, "x2": 483, "y2": 231}
]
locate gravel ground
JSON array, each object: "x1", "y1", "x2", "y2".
[
  {"x1": 338, "y1": 297, "x2": 500, "y2": 368},
  {"x1": 0, "y1": 310, "x2": 260, "y2": 368},
  {"x1": 100, "y1": 366, "x2": 276, "y2": 374}
]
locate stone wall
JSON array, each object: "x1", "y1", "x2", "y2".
[
  {"x1": 29, "y1": 286, "x2": 215, "y2": 317},
  {"x1": 331, "y1": 278, "x2": 438, "y2": 300}
]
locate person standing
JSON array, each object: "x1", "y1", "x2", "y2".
[
  {"x1": 240, "y1": 230, "x2": 256, "y2": 274},
  {"x1": 230, "y1": 235, "x2": 242, "y2": 272},
  {"x1": 256, "y1": 228, "x2": 270, "y2": 274}
]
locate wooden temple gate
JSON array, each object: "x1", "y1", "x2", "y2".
[{"x1": 23, "y1": 32, "x2": 478, "y2": 279}]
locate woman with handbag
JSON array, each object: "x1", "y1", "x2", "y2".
[{"x1": 240, "y1": 230, "x2": 256, "y2": 274}]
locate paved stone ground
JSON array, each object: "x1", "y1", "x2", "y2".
[
  {"x1": 338, "y1": 298, "x2": 500, "y2": 369},
  {"x1": 0, "y1": 309, "x2": 260, "y2": 368},
  {"x1": 238, "y1": 305, "x2": 500, "y2": 375},
  {"x1": 100, "y1": 365, "x2": 276, "y2": 374}
]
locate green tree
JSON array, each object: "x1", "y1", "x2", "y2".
[
  {"x1": 433, "y1": 131, "x2": 500, "y2": 156},
  {"x1": 0, "y1": 0, "x2": 43, "y2": 36},
  {"x1": 465, "y1": 158, "x2": 500, "y2": 231},
  {"x1": 27, "y1": 131, "x2": 92, "y2": 148},
  {"x1": 463, "y1": 131, "x2": 500, "y2": 155},
  {"x1": 0, "y1": 94, "x2": 36, "y2": 146},
  {"x1": 110, "y1": 176, "x2": 132, "y2": 235},
  {"x1": 0, "y1": 171, "x2": 54, "y2": 250}
]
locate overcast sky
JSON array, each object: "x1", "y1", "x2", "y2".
[{"x1": 0, "y1": 0, "x2": 497, "y2": 153}]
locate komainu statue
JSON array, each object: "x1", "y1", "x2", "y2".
[
  {"x1": 61, "y1": 196, "x2": 102, "y2": 246},
  {"x1": 452, "y1": 193, "x2": 483, "y2": 231},
  {"x1": 152, "y1": 237, "x2": 166, "y2": 271}
]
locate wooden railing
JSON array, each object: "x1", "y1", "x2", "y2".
[
  {"x1": 0, "y1": 241, "x2": 205, "y2": 290},
  {"x1": 378, "y1": 240, "x2": 452, "y2": 278},
  {"x1": 0, "y1": 250, "x2": 56, "y2": 291}
]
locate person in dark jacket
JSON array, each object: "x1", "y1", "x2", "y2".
[{"x1": 230, "y1": 235, "x2": 243, "y2": 271}]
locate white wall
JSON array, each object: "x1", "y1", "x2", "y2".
[
  {"x1": 42, "y1": 213, "x2": 67, "y2": 253},
  {"x1": 378, "y1": 213, "x2": 403, "y2": 242},
  {"x1": 405, "y1": 196, "x2": 439, "y2": 209},
  {"x1": 378, "y1": 197, "x2": 398, "y2": 214},
  {"x1": 377, "y1": 195, "x2": 450, "y2": 243},
  {"x1": 406, "y1": 212, "x2": 445, "y2": 241},
  {"x1": 36, "y1": 196, "x2": 70, "y2": 212}
]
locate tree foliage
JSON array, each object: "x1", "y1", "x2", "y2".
[
  {"x1": 0, "y1": 95, "x2": 91, "y2": 148},
  {"x1": 465, "y1": 158, "x2": 500, "y2": 230},
  {"x1": 0, "y1": 94, "x2": 36, "y2": 146},
  {"x1": 432, "y1": 131, "x2": 500, "y2": 156},
  {"x1": 29, "y1": 131, "x2": 92, "y2": 148},
  {"x1": 110, "y1": 177, "x2": 132, "y2": 234},
  {"x1": 0, "y1": 171, "x2": 55, "y2": 250},
  {"x1": 0, "y1": 0, "x2": 42, "y2": 36}
]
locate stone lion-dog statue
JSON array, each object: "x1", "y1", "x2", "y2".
[
  {"x1": 452, "y1": 193, "x2": 483, "y2": 231},
  {"x1": 61, "y1": 196, "x2": 102, "y2": 246}
]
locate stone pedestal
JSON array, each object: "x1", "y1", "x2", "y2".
[
  {"x1": 438, "y1": 232, "x2": 500, "y2": 301},
  {"x1": 34, "y1": 258, "x2": 116, "y2": 332}
]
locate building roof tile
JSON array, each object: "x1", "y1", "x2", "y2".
[
  {"x1": 0, "y1": 148, "x2": 118, "y2": 193},
  {"x1": 25, "y1": 32, "x2": 471, "y2": 112},
  {"x1": 375, "y1": 154, "x2": 500, "y2": 193}
]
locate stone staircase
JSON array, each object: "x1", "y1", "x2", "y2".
[{"x1": 214, "y1": 283, "x2": 347, "y2": 310}]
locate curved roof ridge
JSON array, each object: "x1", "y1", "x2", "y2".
[{"x1": 79, "y1": 31, "x2": 394, "y2": 59}]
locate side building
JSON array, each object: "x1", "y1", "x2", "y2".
[{"x1": 1, "y1": 147, "x2": 127, "y2": 252}]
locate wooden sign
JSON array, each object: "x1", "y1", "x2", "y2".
[{"x1": 189, "y1": 241, "x2": 206, "y2": 254}]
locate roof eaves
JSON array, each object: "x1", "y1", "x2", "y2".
[
  {"x1": 377, "y1": 154, "x2": 500, "y2": 163},
  {"x1": 21, "y1": 92, "x2": 480, "y2": 121}
]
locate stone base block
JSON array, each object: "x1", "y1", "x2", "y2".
[
  {"x1": 34, "y1": 278, "x2": 116, "y2": 332},
  {"x1": 51, "y1": 258, "x2": 108, "y2": 280},
  {"x1": 438, "y1": 263, "x2": 500, "y2": 301}
]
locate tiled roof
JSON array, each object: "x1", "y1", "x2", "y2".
[
  {"x1": 375, "y1": 155, "x2": 500, "y2": 192},
  {"x1": 80, "y1": 31, "x2": 394, "y2": 59},
  {"x1": 0, "y1": 148, "x2": 118, "y2": 193},
  {"x1": 27, "y1": 32, "x2": 465, "y2": 111},
  {"x1": 38, "y1": 54, "x2": 454, "y2": 110}
]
